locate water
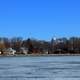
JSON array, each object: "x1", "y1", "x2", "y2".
[{"x1": 0, "y1": 56, "x2": 80, "y2": 80}]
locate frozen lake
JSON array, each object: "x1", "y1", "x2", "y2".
[{"x1": 0, "y1": 56, "x2": 80, "y2": 80}]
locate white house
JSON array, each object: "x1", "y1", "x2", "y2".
[
  {"x1": 4, "y1": 48, "x2": 16, "y2": 55},
  {"x1": 20, "y1": 47, "x2": 28, "y2": 55}
]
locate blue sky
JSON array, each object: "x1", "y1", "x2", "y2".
[{"x1": 0, "y1": 0, "x2": 80, "y2": 40}]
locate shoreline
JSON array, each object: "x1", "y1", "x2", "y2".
[{"x1": 0, "y1": 53, "x2": 80, "y2": 57}]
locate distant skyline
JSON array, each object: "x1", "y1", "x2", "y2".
[{"x1": 0, "y1": 0, "x2": 80, "y2": 40}]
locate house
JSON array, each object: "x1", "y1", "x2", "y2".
[
  {"x1": 3, "y1": 48, "x2": 16, "y2": 55},
  {"x1": 42, "y1": 50, "x2": 48, "y2": 54},
  {"x1": 20, "y1": 47, "x2": 28, "y2": 55}
]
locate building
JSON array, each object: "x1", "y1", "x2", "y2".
[
  {"x1": 3, "y1": 48, "x2": 16, "y2": 55},
  {"x1": 20, "y1": 47, "x2": 28, "y2": 55}
]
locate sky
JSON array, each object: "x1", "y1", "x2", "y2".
[{"x1": 0, "y1": 0, "x2": 80, "y2": 40}]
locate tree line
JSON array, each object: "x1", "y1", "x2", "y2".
[{"x1": 0, "y1": 37, "x2": 80, "y2": 54}]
